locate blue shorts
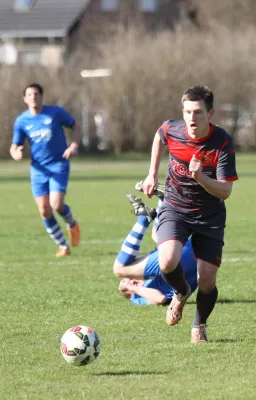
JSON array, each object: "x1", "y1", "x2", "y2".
[
  {"x1": 30, "y1": 161, "x2": 70, "y2": 198},
  {"x1": 144, "y1": 238, "x2": 198, "y2": 292},
  {"x1": 144, "y1": 250, "x2": 160, "y2": 279}
]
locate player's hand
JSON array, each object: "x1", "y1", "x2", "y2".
[
  {"x1": 126, "y1": 280, "x2": 140, "y2": 292},
  {"x1": 142, "y1": 175, "x2": 157, "y2": 198},
  {"x1": 189, "y1": 154, "x2": 203, "y2": 180},
  {"x1": 126, "y1": 282, "x2": 136, "y2": 292},
  {"x1": 13, "y1": 146, "x2": 24, "y2": 161},
  {"x1": 62, "y1": 143, "x2": 78, "y2": 159}
]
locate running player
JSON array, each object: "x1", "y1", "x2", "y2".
[
  {"x1": 142, "y1": 85, "x2": 238, "y2": 342},
  {"x1": 10, "y1": 83, "x2": 81, "y2": 257}
]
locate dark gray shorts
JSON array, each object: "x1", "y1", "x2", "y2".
[{"x1": 156, "y1": 203, "x2": 226, "y2": 267}]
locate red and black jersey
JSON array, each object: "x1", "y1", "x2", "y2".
[{"x1": 157, "y1": 119, "x2": 238, "y2": 215}]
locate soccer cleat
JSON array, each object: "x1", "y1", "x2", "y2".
[
  {"x1": 67, "y1": 221, "x2": 81, "y2": 247},
  {"x1": 56, "y1": 247, "x2": 71, "y2": 257},
  {"x1": 126, "y1": 194, "x2": 157, "y2": 222},
  {"x1": 135, "y1": 180, "x2": 165, "y2": 200},
  {"x1": 191, "y1": 324, "x2": 208, "y2": 343},
  {"x1": 166, "y1": 284, "x2": 191, "y2": 326}
]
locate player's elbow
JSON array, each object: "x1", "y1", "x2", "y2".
[
  {"x1": 222, "y1": 193, "x2": 231, "y2": 201},
  {"x1": 150, "y1": 294, "x2": 167, "y2": 305},
  {"x1": 219, "y1": 181, "x2": 233, "y2": 200},
  {"x1": 220, "y1": 188, "x2": 232, "y2": 200}
]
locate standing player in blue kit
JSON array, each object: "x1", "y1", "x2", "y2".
[{"x1": 10, "y1": 83, "x2": 81, "y2": 257}]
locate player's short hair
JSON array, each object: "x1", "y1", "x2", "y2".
[
  {"x1": 182, "y1": 85, "x2": 214, "y2": 111},
  {"x1": 23, "y1": 83, "x2": 43, "y2": 96}
]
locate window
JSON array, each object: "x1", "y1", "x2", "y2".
[
  {"x1": 100, "y1": 0, "x2": 119, "y2": 12},
  {"x1": 139, "y1": 0, "x2": 158, "y2": 13},
  {"x1": 13, "y1": 0, "x2": 36, "y2": 12}
]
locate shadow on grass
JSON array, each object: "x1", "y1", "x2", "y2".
[
  {"x1": 94, "y1": 371, "x2": 168, "y2": 376},
  {"x1": 212, "y1": 338, "x2": 246, "y2": 343},
  {"x1": 188, "y1": 298, "x2": 256, "y2": 305},
  {"x1": 218, "y1": 298, "x2": 256, "y2": 304}
]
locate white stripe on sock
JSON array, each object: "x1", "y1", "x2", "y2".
[
  {"x1": 48, "y1": 227, "x2": 62, "y2": 237},
  {"x1": 46, "y1": 223, "x2": 60, "y2": 233},
  {"x1": 126, "y1": 234, "x2": 142, "y2": 246},
  {"x1": 49, "y1": 235, "x2": 65, "y2": 245},
  {"x1": 121, "y1": 243, "x2": 139, "y2": 256}
]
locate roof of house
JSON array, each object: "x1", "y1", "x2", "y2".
[{"x1": 0, "y1": 0, "x2": 92, "y2": 38}]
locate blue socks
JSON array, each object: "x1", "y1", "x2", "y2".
[
  {"x1": 117, "y1": 215, "x2": 150, "y2": 266},
  {"x1": 42, "y1": 215, "x2": 67, "y2": 248},
  {"x1": 58, "y1": 204, "x2": 75, "y2": 228}
]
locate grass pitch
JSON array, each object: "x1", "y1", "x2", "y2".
[{"x1": 0, "y1": 154, "x2": 256, "y2": 400}]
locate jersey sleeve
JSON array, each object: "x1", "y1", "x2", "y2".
[
  {"x1": 12, "y1": 118, "x2": 26, "y2": 145},
  {"x1": 216, "y1": 136, "x2": 238, "y2": 181},
  {"x1": 157, "y1": 120, "x2": 170, "y2": 145},
  {"x1": 56, "y1": 106, "x2": 75, "y2": 128}
]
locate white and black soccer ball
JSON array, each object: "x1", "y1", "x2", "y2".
[{"x1": 60, "y1": 325, "x2": 101, "y2": 366}]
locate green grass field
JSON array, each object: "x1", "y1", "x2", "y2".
[{"x1": 1, "y1": 154, "x2": 256, "y2": 400}]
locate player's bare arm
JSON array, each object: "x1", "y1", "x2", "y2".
[
  {"x1": 62, "y1": 123, "x2": 81, "y2": 159},
  {"x1": 189, "y1": 154, "x2": 233, "y2": 200},
  {"x1": 143, "y1": 132, "x2": 165, "y2": 198},
  {"x1": 71, "y1": 122, "x2": 81, "y2": 149},
  {"x1": 127, "y1": 282, "x2": 167, "y2": 305},
  {"x1": 10, "y1": 144, "x2": 24, "y2": 161}
]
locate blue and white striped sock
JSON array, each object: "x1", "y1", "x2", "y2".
[
  {"x1": 117, "y1": 215, "x2": 150, "y2": 266},
  {"x1": 58, "y1": 204, "x2": 75, "y2": 228},
  {"x1": 42, "y1": 215, "x2": 68, "y2": 249}
]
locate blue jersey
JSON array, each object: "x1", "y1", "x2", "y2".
[
  {"x1": 12, "y1": 105, "x2": 75, "y2": 166},
  {"x1": 131, "y1": 238, "x2": 197, "y2": 305}
]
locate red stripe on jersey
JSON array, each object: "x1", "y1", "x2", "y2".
[
  {"x1": 208, "y1": 140, "x2": 228, "y2": 166},
  {"x1": 166, "y1": 198, "x2": 200, "y2": 211},
  {"x1": 167, "y1": 137, "x2": 196, "y2": 162},
  {"x1": 196, "y1": 149, "x2": 218, "y2": 167},
  {"x1": 166, "y1": 138, "x2": 219, "y2": 166},
  {"x1": 221, "y1": 176, "x2": 238, "y2": 182}
]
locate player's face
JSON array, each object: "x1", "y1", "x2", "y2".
[
  {"x1": 183, "y1": 100, "x2": 214, "y2": 137},
  {"x1": 24, "y1": 87, "x2": 42, "y2": 110}
]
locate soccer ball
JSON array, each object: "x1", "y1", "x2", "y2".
[{"x1": 60, "y1": 325, "x2": 101, "y2": 366}]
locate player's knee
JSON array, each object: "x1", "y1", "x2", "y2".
[
  {"x1": 51, "y1": 203, "x2": 63, "y2": 213},
  {"x1": 197, "y1": 274, "x2": 216, "y2": 293},
  {"x1": 113, "y1": 261, "x2": 125, "y2": 277},
  {"x1": 39, "y1": 205, "x2": 52, "y2": 219},
  {"x1": 158, "y1": 256, "x2": 178, "y2": 273},
  {"x1": 158, "y1": 242, "x2": 182, "y2": 272}
]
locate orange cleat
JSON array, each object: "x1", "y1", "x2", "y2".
[
  {"x1": 56, "y1": 247, "x2": 71, "y2": 257},
  {"x1": 67, "y1": 221, "x2": 81, "y2": 247},
  {"x1": 166, "y1": 284, "x2": 191, "y2": 326}
]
